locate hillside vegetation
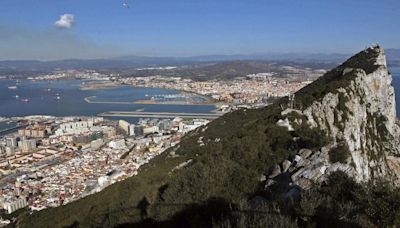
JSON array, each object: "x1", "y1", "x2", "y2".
[{"x1": 16, "y1": 46, "x2": 400, "y2": 228}]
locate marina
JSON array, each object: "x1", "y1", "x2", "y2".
[{"x1": 0, "y1": 79, "x2": 216, "y2": 121}]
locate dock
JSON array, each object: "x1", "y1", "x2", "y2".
[{"x1": 98, "y1": 111, "x2": 225, "y2": 119}]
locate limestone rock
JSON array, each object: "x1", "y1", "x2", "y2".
[
  {"x1": 295, "y1": 157, "x2": 311, "y2": 168},
  {"x1": 295, "y1": 45, "x2": 400, "y2": 184},
  {"x1": 276, "y1": 118, "x2": 294, "y2": 131},
  {"x1": 293, "y1": 155, "x2": 302, "y2": 163},
  {"x1": 269, "y1": 165, "x2": 281, "y2": 178},
  {"x1": 265, "y1": 179, "x2": 276, "y2": 188},
  {"x1": 281, "y1": 160, "x2": 291, "y2": 173},
  {"x1": 298, "y1": 149, "x2": 313, "y2": 159}
]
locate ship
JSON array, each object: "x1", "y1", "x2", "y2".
[
  {"x1": 8, "y1": 86, "x2": 17, "y2": 90},
  {"x1": 21, "y1": 98, "x2": 29, "y2": 102}
]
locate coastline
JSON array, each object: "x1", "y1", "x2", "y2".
[
  {"x1": 82, "y1": 83, "x2": 221, "y2": 108},
  {"x1": 84, "y1": 96, "x2": 222, "y2": 109},
  {"x1": 79, "y1": 80, "x2": 217, "y2": 101}
]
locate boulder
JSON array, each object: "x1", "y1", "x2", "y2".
[
  {"x1": 293, "y1": 155, "x2": 302, "y2": 163},
  {"x1": 281, "y1": 160, "x2": 292, "y2": 172},
  {"x1": 299, "y1": 149, "x2": 313, "y2": 159}
]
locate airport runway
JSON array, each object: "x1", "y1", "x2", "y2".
[{"x1": 98, "y1": 111, "x2": 225, "y2": 119}]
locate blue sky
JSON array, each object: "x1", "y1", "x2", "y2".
[{"x1": 0, "y1": 0, "x2": 399, "y2": 60}]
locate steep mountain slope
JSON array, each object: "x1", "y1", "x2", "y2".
[
  {"x1": 276, "y1": 45, "x2": 400, "y2": 187},
  {"x1": 17, "y1": 46, "x2": 400, "y2": 227}
]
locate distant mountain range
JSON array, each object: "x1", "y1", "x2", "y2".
[
  {"x1": 0, "y1": 49, "x2": 399, "y2": 74},
  {"x1": 115, "y1": 60, "x2": 337, "y2": 81},
  {"x1": 0, "y1": 57, "x2": 193, "y2": 74}
]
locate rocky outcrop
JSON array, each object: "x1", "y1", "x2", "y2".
[
  {"x1": 265, "y1": 146, "x2": 355, "y2": 190},
  {"x1": 269, "y1": 45, "x2": 400, "y2": 189}
]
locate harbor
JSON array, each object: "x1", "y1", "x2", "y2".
[{"x1": 0, "y1": 79, "x2": 216, "y2": 118}]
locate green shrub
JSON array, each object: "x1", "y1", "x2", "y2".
[
  {"x1": 329, "y1": 142, "x2": 351, "y2": 163},
  {"x1": 294, "y1": 126, "x2": 328, "y2": 150}
]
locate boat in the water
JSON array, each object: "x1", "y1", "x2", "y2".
[
  {"x1": 14, "y1": 95, "x2": 19, "y2": 99},
  {"x1": 21, "y1": 98, "x2": 29, "y2": 102},
  {"x1": 8, "y1": 86, "x2": 17, "y2": 90}
]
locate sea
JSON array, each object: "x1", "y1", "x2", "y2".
[
  {"x1": 0, "y1": 79, "x2": 216, "y2": 134},
  {"x1": 0, "y1": 67, "x2": 400, "y2": 130},
  {"x1": 0, "y1": 80, "x2": 216, "y2": 117}
]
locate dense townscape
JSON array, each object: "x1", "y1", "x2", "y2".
[
  {"x1": 118, "y1": 75, "x2": 314, "y2": 104},
  {"x1": 21, "y1": 64, "x2": 325, "y2": 105},
  {"x1": 0, "y1": 115, "x2": 209, "y2": 224}
]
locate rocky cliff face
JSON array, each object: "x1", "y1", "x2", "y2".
[{"x1": 274, "y1": 45, "x2": 400, "y2": 188}]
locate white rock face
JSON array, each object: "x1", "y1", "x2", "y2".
[
  {"x1": 301, "y1": 46, "x2": 400, "y2": 183},
  {"x1": 267, "y1": 46, "x2": 400, "y2": 190},
  {"x1": 276, "y1": 118, "x2": 294, "y2": 131}
]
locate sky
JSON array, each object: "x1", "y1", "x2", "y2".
[{"x1": 0, "y1": 0, "x2": 399, "y2": 60}]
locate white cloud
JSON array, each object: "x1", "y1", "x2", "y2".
[{"x1": 54, "y1": 14, "x2": 75, "y2": 29}]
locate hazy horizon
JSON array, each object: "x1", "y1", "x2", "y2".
[
  {"x1": 0, "y1": 50, "x2": 355, "y2": 62},
  {"x1": 1, "y1": 0, "x2": 400, "y2": 60}
]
